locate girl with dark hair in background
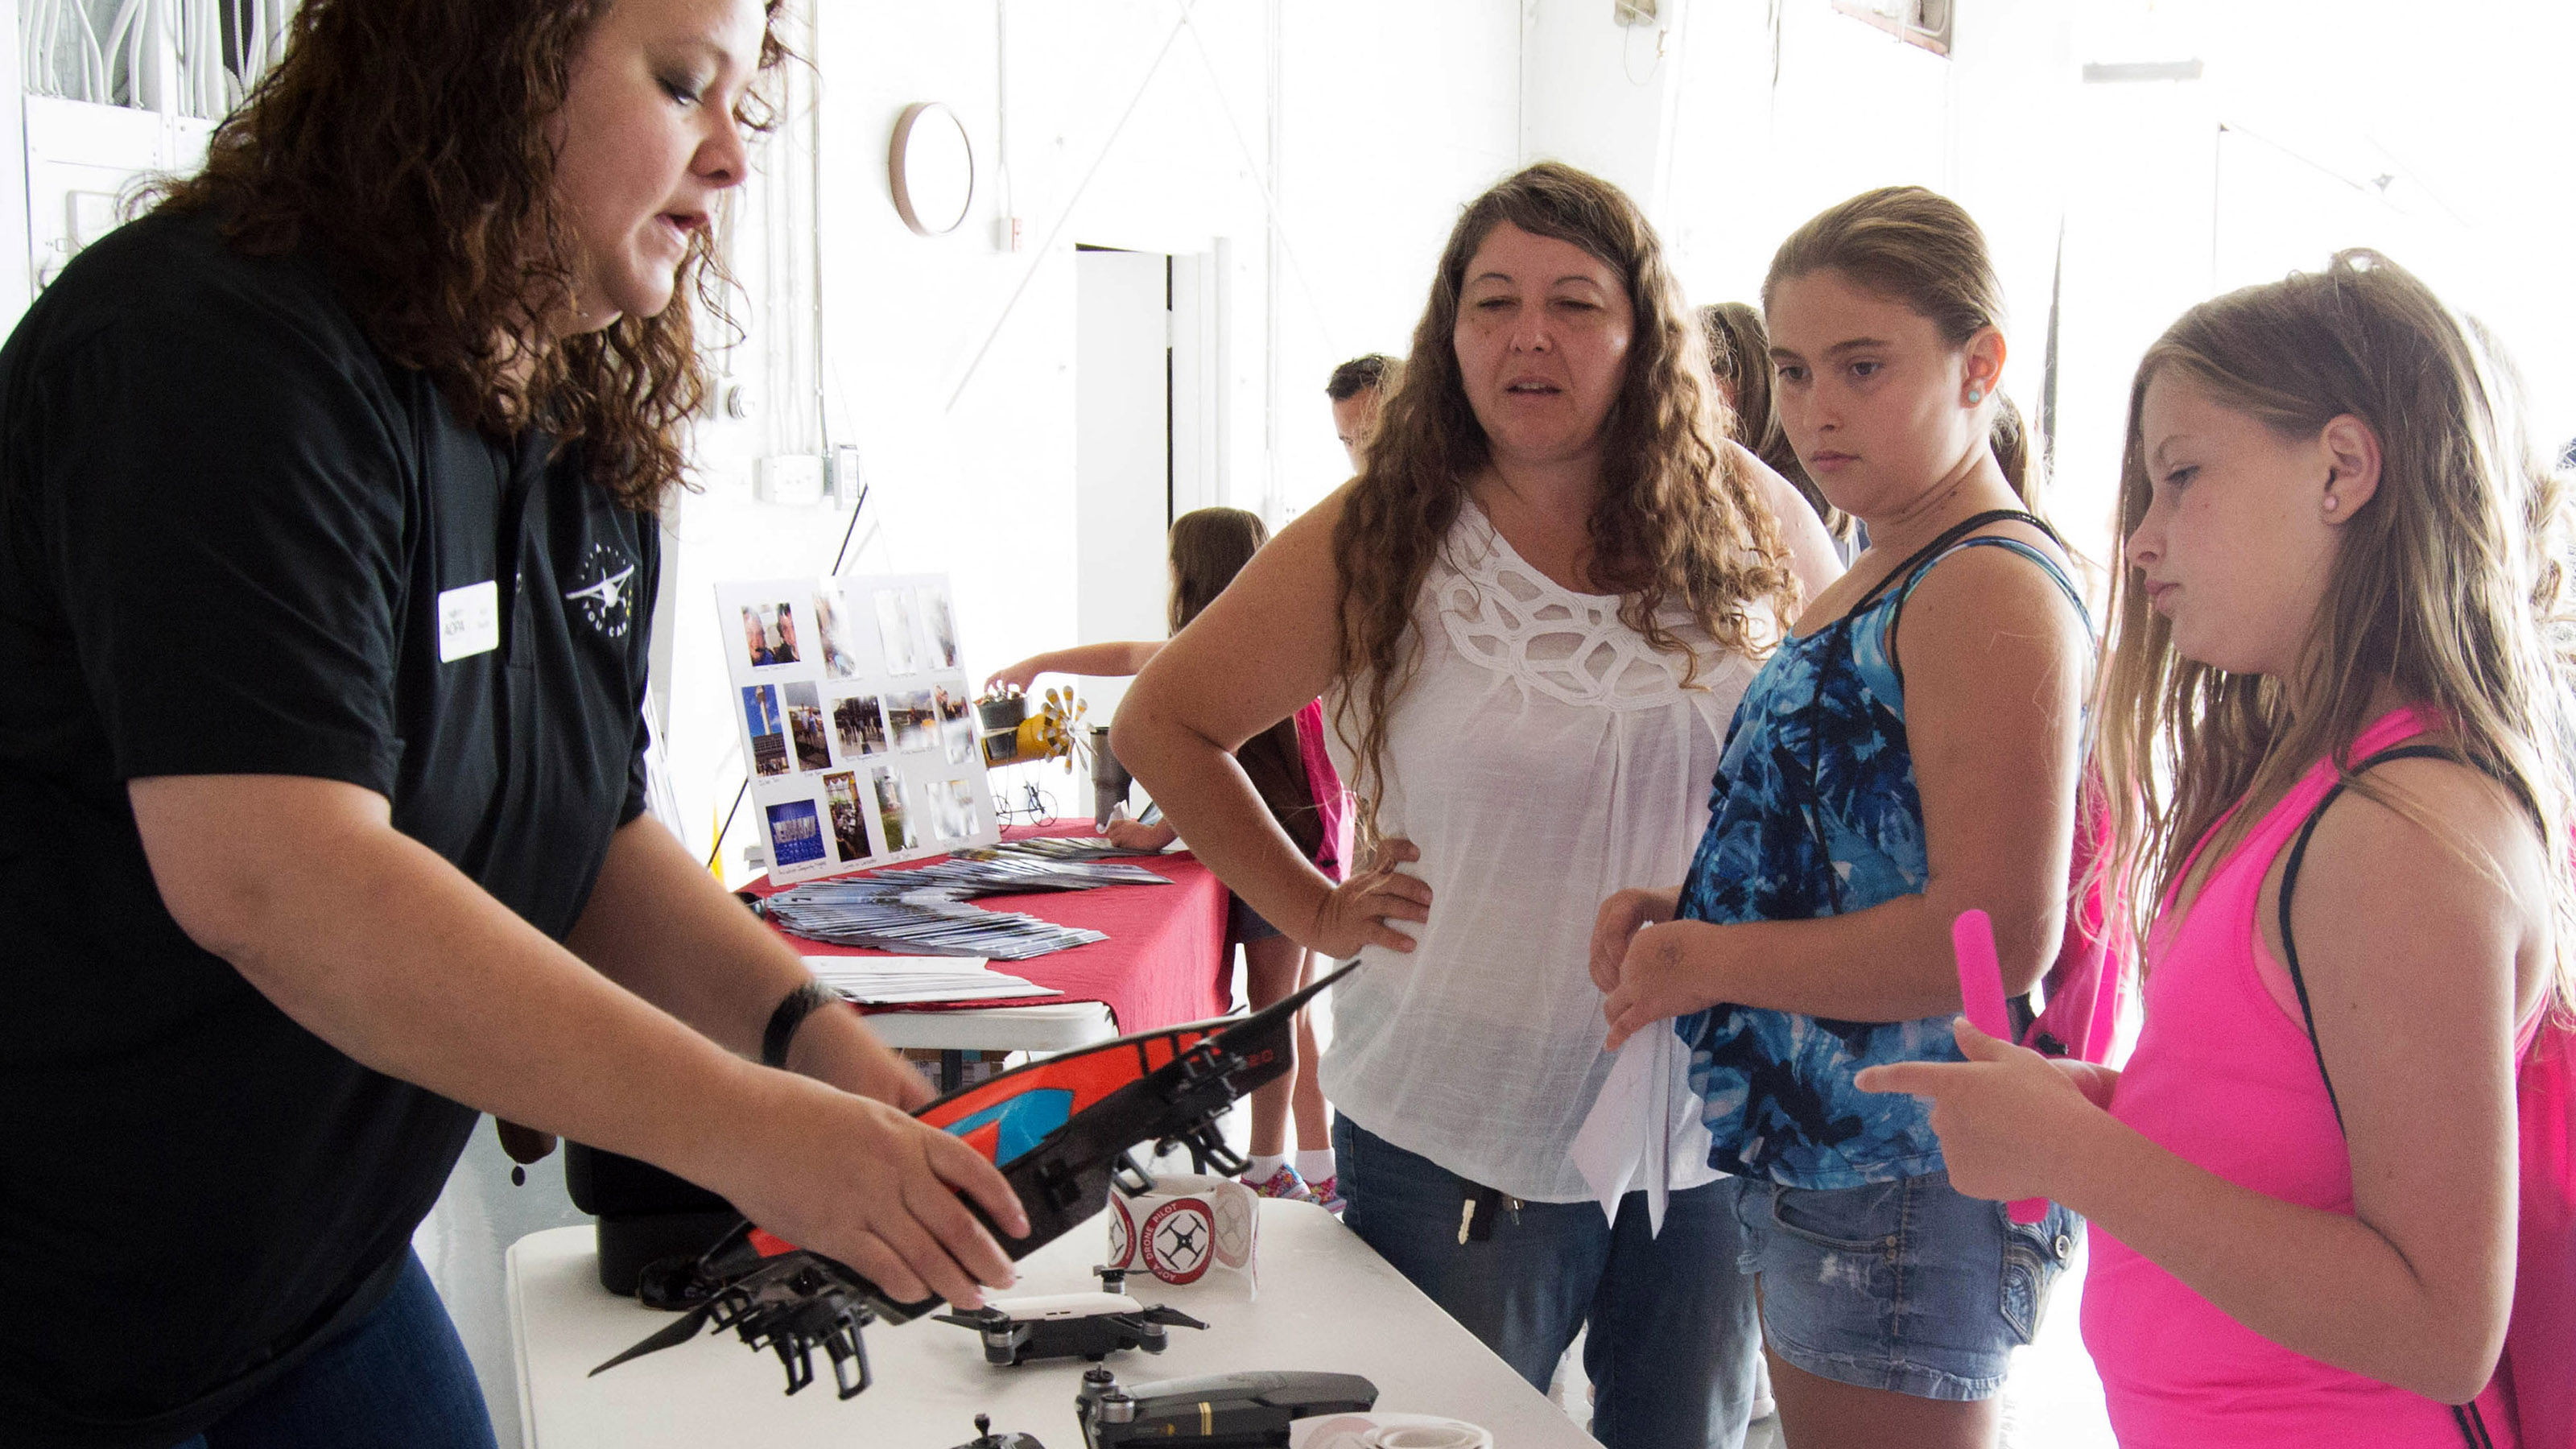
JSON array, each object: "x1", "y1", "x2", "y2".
[
  {"x1": 1595, "y1": 186, "x2": 2091, "y2": 1448},
  {"x1": 1702, "y1": 299, "x2": 1856, "y2": 558},
  {"x1": 989, "y1": 506, "x2": 1349, "y2": 1208},
  {"x1": 0, "y1": 2, "x2": 1024, "y2": 1443},
  {"x1": 1327, "y1": 353, "x2": 1401, "y2": 469},
  {"x1": 1113, "y1": 162, "x2": 1841, "y2": 1449}
]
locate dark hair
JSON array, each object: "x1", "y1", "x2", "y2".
[
  {"x1": 147, "y1": 0, "x2": 788, "y2": 512},
  {"x1": 1699, "y1": 300, "x2": 1847, "y2": 542},
  {"x1": 1331, "y1": 161, "x2": 1798, "y2": 839},
  {"x1": 1327, "y1": 353, "x2": 1397, "y2": 402},
  {"x1": 1762, "y1": 185, "x2": 2033, "y2": 504},
  {"x1": 1168, "y1": 507, "x2": 1270, "y2": 634}
]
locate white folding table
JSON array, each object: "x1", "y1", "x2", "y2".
[{"x1": 506, "y1": 1200, "x2": 1594, "y2": 1448}]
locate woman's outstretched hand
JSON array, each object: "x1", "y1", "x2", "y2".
[
  {"x1": 985, "y1": 658, "x2": 1042, "y2": 693},
  {"x1": 1854, "y1": 1017, "x2": 2114, "y2": 1204},
  {"x1": 1302, "y1": 836, "x2": 1431, "y2": 960}
]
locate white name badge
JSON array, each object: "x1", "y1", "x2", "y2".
[{"x1": 436, "y1": 580, "x2": 500, "y2": 663}]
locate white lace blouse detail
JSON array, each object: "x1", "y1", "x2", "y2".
[
  {"x1": 1320, "y1": 503, "x2": 1768, "y2": 1202},
  {"x1": 1435, "y1": 522, "x2": 1705, "y2": 711}
]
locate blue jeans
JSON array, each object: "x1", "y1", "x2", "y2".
[
  {"x1": 174, "y1": 1250, "x2": 497, "y2": 1449},
  {"x1": 1334, "y1": 1117, "x2": 1759, "y2": 1449}
]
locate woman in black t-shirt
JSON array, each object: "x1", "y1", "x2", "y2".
[{"x1": 0, "y1": 3, "x2": 1025, "y2": 1446}]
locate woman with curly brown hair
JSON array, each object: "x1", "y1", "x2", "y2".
[
  {"x1": 0, "y1": 2, "x2": 1024, "y2": 1444},
  {"x1": 1114, "y1": 162, "x2": 1840, "y2": 1449}
]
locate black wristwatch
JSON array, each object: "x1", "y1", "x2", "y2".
[{"x1": 761, "y1": 980, "x2": 837, "y2": 1070}]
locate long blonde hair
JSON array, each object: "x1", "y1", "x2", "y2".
[
  {"x1": 1330, "y1": 162, "x2": 1798, "y2": 840},
  {"x1": 2095, "y1": 250, "x2": 2576, "y2": 1016}
]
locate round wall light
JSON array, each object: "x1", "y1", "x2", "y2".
[{"x1": 889, "y1": 101, "x2": 975, "y2": 237}]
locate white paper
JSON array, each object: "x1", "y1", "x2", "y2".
[
  {"x1": 1569, "y1": 1025, "x2": 1719, "y2": 1237},
  {"x1": 803, "y1": 955, "x2": 1055, "y2": 1005}
]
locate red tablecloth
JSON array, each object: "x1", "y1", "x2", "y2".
[{"x1": 743, "y1": 825, "x2": 1232, "y2": 1034}]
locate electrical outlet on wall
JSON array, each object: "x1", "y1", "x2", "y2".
[
  {"x1": 753, "y1": 455, "x2": 826, "y2": 506},
  {"x1": 827, "y1": 446, "x2": 864, "y2": 508}
]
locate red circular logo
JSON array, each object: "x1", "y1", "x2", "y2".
[
  {"x1": 1141, "y1": 1198, "x2": 1214, "y2": 1284},
  {"x1": 1106, "y1": 1194, "x2": 1135, "y2": 1266}
]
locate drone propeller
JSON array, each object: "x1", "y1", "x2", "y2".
[
  {"x1": 589, "y1": 1298, "x2": 725, "y2": 1377},
  {"x1": 1129, "y1": 1305, "x2": 1208, "y2": 1331}
]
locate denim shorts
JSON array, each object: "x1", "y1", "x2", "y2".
[
  {"x1": 1227, "y1": 892, "x2": 1282, "y2": 943},
  {"x1": 1729, "y1": 1169, "x2": 2078, "y2": 1401}
]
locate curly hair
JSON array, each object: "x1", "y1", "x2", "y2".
[
  {"x1": 1330, "y1": 161, "x2": 1800, "y2": 840},
  {"x1": 145, "y1": 0, "x2": 786, "y2": 511}
]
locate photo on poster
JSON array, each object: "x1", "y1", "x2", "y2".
[
  {"x1": 873, "y1": 588, "x2": 919, "y2": 675},
  {"x1": 741, "y1": 685, "x2": 790, "y2": 778},
  {"x1": 782, "y1": 682, "x2": 831, "y2": 771},
  {"x1": 822, "y1": 770, "x2": 869, "y2": 863},
  {"x1": 832, "y1": 693, "x2": 887, "y2": 756},
  {"x1": 929, "y1": 778, "x2": 980, "y2": 842},
  {"x1": 920, "y1": 587, "x2": 960, "y2": 671},
  {"x1": 872, "y1": 766, "x2": 918, "y2": 852},
  {"x1": 934, "y1": 683, "x2": 976, "y2": 765},
  {"x1": 886, "y1": 689, "x2": 937, "y2": 752},
  {"x1": 764, "y1": 799, "x2": 827, "y2": 869},
  {"x1": 811, "y1": 588, "x2": 862, "y2": 681},
  {"x1": 740, "y1": 602, "x2": 803, "y2": 669}
]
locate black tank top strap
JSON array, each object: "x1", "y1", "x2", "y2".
[{"x1": 1846, "y1": 507, "x2": 2066, "y2": 614}]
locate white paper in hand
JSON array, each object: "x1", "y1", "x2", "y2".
[{"x1": 1569, "y1": 1023, "x2": 1718, "y2": 1237}]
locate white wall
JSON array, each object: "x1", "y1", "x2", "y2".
[{"x1": 669, "y1": 0, "x2": 1521, "y2": 874}]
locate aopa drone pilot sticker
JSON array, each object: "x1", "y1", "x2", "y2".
[{"x1": 1141, "y1": 1198, "x2": 1214, "y2": 1285}]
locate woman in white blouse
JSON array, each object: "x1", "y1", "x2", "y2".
[{"x1": 1115, "y1": 163, "x2": 1840, "y2": 1449}]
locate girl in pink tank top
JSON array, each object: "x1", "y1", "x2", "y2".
[{"x1": 1858, "y1": 251, "x2": 2576, "y2": 1449}]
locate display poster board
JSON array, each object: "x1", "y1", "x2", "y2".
[{"x1": 716, "y1": 574, "x2": 997, "y2": 885}]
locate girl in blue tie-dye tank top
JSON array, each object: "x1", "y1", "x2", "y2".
[{"x1": 1592, "y1": 188, "x2": 2093, "y2": 1443}]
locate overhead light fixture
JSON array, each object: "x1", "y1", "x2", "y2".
[{"x1": 2083, "y1": 60, "x2": 2205, "y2": 83}]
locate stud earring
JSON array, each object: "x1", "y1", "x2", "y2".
[
  {"x1": 2324, "y1": 495, "x2": 2339, "y2": 512},
  {"x1": 1966, "y1": 386, "x2": 1984, "y2": 403}
]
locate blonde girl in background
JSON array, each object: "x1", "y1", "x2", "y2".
[{"x1": 1862, "y1": 251, "x2": 2575, "y2": 1448}]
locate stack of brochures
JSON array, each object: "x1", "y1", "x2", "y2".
[
  {"x1": 800, "y1": 956, "x2": 1057, "y2": 1005},
  {"x1": 903, "y1": 854, "x2": 1170, "y2": 893},
  {"x1": 763, "y1": 878, "x2": 1107, "y2": 960},
  {"x1": 973, "y1": 836, "x2": 1164, "y2": 865},
  {"x1": 762, "y1": 842, "x2": 1169, "y2": 961}
]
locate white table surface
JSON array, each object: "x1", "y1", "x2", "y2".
[{"x1": 507, "y1": 1201, "x2": 1594, "y2": 1448}]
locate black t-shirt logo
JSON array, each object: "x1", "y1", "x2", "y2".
[{"x1": 564, "y1": 542, "x2": 637, "y2": 638}]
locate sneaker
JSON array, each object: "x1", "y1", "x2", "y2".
[
  {"x1": 1309, "y1": 1174, "x2": 1346, "y2": 1216},
  {"x1": 1241, "y1": 1165, "x2": 1317, "y2": 1203}
]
